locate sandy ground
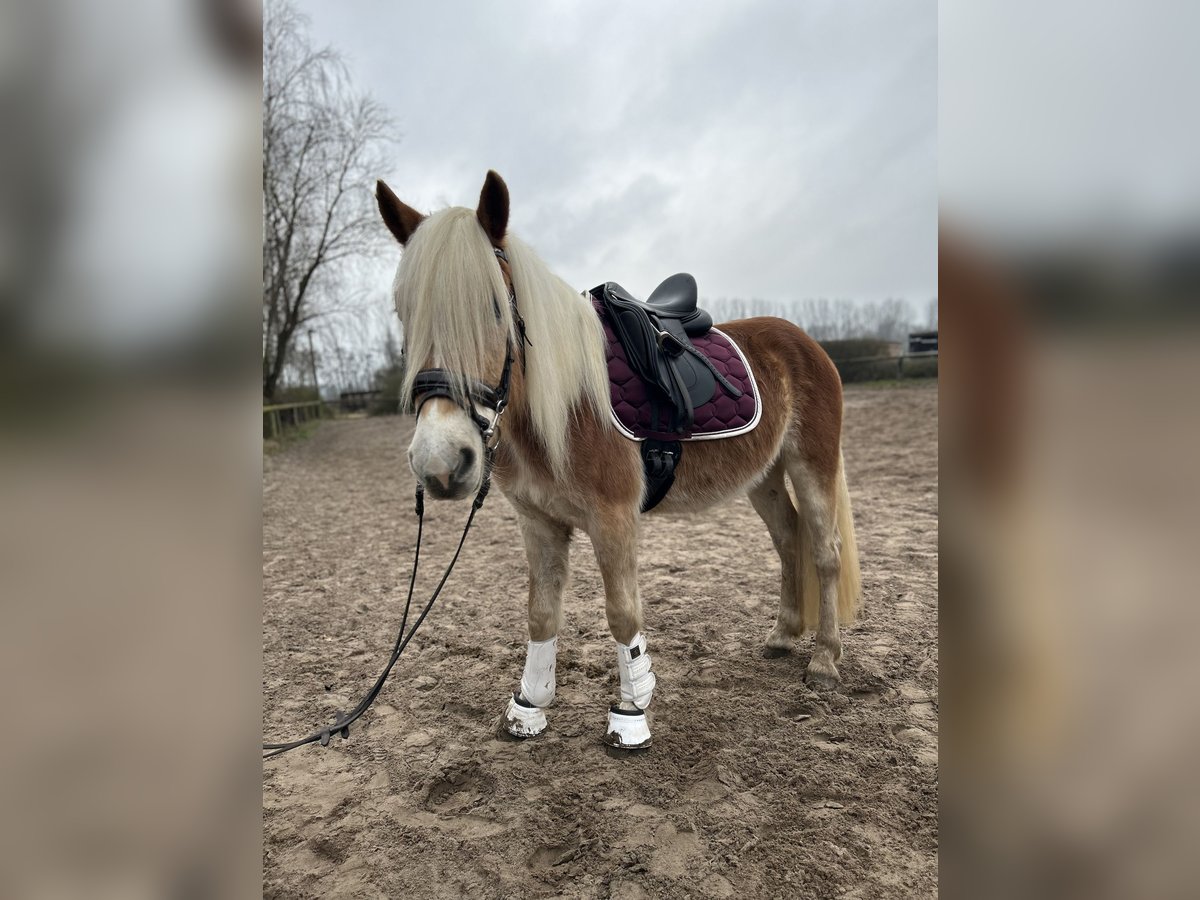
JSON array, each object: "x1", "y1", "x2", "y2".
[{"x1": 263, "y1": 381, "x2": 938, "y2": 898}]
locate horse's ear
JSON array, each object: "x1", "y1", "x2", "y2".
[
  {"x1": 476, "y1": 170, "x2": 509, "y2": 245},
  {"x1": 376, "y1": 180, "x2": 425, "y2": 246}
]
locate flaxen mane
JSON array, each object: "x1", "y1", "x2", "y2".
[{"x1": 395, "y1": 208, "x2": 610, "y2": 476}]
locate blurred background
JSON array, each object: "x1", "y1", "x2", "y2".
[
  {"x1": 940, "y1": 3, "x2": 1200, "y2": 898},
  {"x1": 1, "y1": 0, "x2": 1198, "y2": 896},
  {"x1": 1, "y1": 0, "x2": 262, "y2": 897}
]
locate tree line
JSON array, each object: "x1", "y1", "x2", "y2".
[{"x1": 706, "y1": 296, "x2": 937, "y2": 343}]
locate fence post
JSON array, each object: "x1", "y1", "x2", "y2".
[
  {"x1": 263, "y1": 400, "x2": 337, "y2": 440},
  {"x1": 897, "y1": 356, "x2": 904, "y2": 380}
]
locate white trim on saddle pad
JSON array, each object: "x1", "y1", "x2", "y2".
[{"x1": 606, "y1": 327, "x2": 762, "y2": 442}]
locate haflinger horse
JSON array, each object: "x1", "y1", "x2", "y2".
[{"x1": 376, "y1": 171, "x2": 860, "y2": 750}]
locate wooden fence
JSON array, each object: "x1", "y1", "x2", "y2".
[
  {"x1": 831, "y1": 350, "x2": 939, "y2": 383},
  {"x1": 262, "y1": 399, "x2": 333, "y2": 439},
  {"x1": 339, "y1": 389, "x2": 383, "y2": 412}
]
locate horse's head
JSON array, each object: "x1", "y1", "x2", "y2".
[{"x1": 377, "y1": 171, "x2": 516, "y2": 501}]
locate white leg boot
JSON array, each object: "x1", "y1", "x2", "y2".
[
  {"x1": 603, "y1": 632, "x2": 656, "y2": 750},
  {"x1": 502, "y1": 636, "x2": 557, "y2": 738}
]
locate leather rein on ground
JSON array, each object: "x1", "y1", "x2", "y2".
[{"x1": 263, "y1": 248, "x2": 526, "y2": 760}]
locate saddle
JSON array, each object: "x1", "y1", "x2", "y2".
[
  {"x1": 591, "y1": 274, "x2": 746, "y2": 512},
  {"x1": 593, "y1": 274, "x2": 741, "y2": 435}
]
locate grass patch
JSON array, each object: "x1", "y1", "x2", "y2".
[{"x1": 263, "y1": 418, "x2": 323, "y2": 454}]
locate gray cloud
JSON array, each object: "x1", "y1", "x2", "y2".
[{"x1": 296, "y1": 0, "x2": 935, "y2": 306}]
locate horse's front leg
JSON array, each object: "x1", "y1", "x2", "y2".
[
  {"x1": 502, "y1": 510, "x2": 571, "y2": 738},
  {"x1": 590, "y1": 508, "x2": 656, "y2": 750}
]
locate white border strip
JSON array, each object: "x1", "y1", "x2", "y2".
[{"x1": 607, "y1": 327, "x2": 762, "y2": 442}]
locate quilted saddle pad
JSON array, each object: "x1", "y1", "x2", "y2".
[{"x1": 590, "y1": 295, "x2": 761, "y2": 441}]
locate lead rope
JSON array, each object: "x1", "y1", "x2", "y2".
[{"x1": 263, "y1": 457, "x2": 493, "y2": 760}]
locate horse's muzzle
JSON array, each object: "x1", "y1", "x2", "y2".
[{"x1": 416, "y1": 446, "x2": 478, "y2": 501}]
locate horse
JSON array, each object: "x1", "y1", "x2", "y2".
[{"x1": 375, "y1": 171, "x2": 861, "y2": 749}]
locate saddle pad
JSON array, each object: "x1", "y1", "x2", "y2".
[{"x1": 590, "y1": 295, "x2": 761, "y2": 441}]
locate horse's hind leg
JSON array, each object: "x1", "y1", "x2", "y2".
[
  {"x1": 787, "y1": 461, "x2": 844, "y2": 689},
  {"x1": 748, "y1": 462, "x2": 803, "y2": 656},
  {"x1": 502, "y1": 509, "x2": 571, "y2": 738}
]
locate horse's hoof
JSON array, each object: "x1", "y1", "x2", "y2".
[
  {"x1": 804, "y1": 663, "x2": 840, "y2": 692},
  {"x1": 601, "y1": 705, "x2": 652, "y2": 751},
  {"x1": 763, "y1": 626, "x2": 797, "y2": 657},
  {"x1": 502, "y1": 692, "x2": 547, "y2": 739}
]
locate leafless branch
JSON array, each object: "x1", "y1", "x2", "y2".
[{"x1": 262, "y1": 0, "x2": 394, "y2": 399}]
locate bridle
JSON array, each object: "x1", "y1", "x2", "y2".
[{"x1": 263, "y1": 245, "x2": 528, "y2": 760}]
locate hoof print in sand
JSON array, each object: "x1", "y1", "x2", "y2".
[
  {"x1": 527, "y1": 839, "x2": 581, "y2": 870},
  {"x1": 424, "y1": 763, "x2": 494, "y2": 815}
]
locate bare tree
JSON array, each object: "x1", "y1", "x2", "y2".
[
  {"x1": 706, "y1": 295, "x2": 921, "y2": 342},
  {"x1": 799, "y1": 298, "x2": 836, "y2": 339},
  {"x1": 262, "y1": 0, "x2": 392, "y2": 399},
  {"x1": 866, "y1": 298, "x2": 914, "y2": 343}
]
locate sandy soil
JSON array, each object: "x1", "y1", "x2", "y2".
[{"x1": 263, "y1": 381, "x2": 938, "y2": 898}]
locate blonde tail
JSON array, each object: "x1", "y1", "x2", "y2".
[
  {"x1": 835, "y1": 456, "x2": 862, "y2": 624},
  {"x1": 797, "y1": 455, "x2": 861, "y2": 632}
]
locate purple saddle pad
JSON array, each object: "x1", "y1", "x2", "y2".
[{"x1": 590, "y1": 295, "x2": 760, "y2": 441}]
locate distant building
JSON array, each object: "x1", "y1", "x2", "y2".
[
  {"x1": 339, "y1": 389, "x2": 382, "y2": 412},
  {"x1": 907, "y1": 330, "x2": 938, "y2": 354}
]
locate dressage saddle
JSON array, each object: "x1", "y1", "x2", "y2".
[
  {"x1": 592, "y1": 273, "x2": 744, "y2": 511},
  {"x1": 594, "y1": 274, "x2": 741, "y2": 434},
  {"x1": 641, "y1": 272, "x2": 713, "y2": 337}
]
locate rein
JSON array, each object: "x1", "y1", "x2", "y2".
[
  {"x1": 262, "y1": 477, "x2": 489, "y2": 759},
  {"x1": 262, "y1": 246, "x2": 525, "y2": 761}
]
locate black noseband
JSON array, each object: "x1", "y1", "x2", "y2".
[{"x1": 411, "y1": 364, "x2": 508, "y2": 438}]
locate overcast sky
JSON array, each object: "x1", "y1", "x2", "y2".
[{"x1": 296, "y1": 0, "x2": 936, "y2": 309}]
